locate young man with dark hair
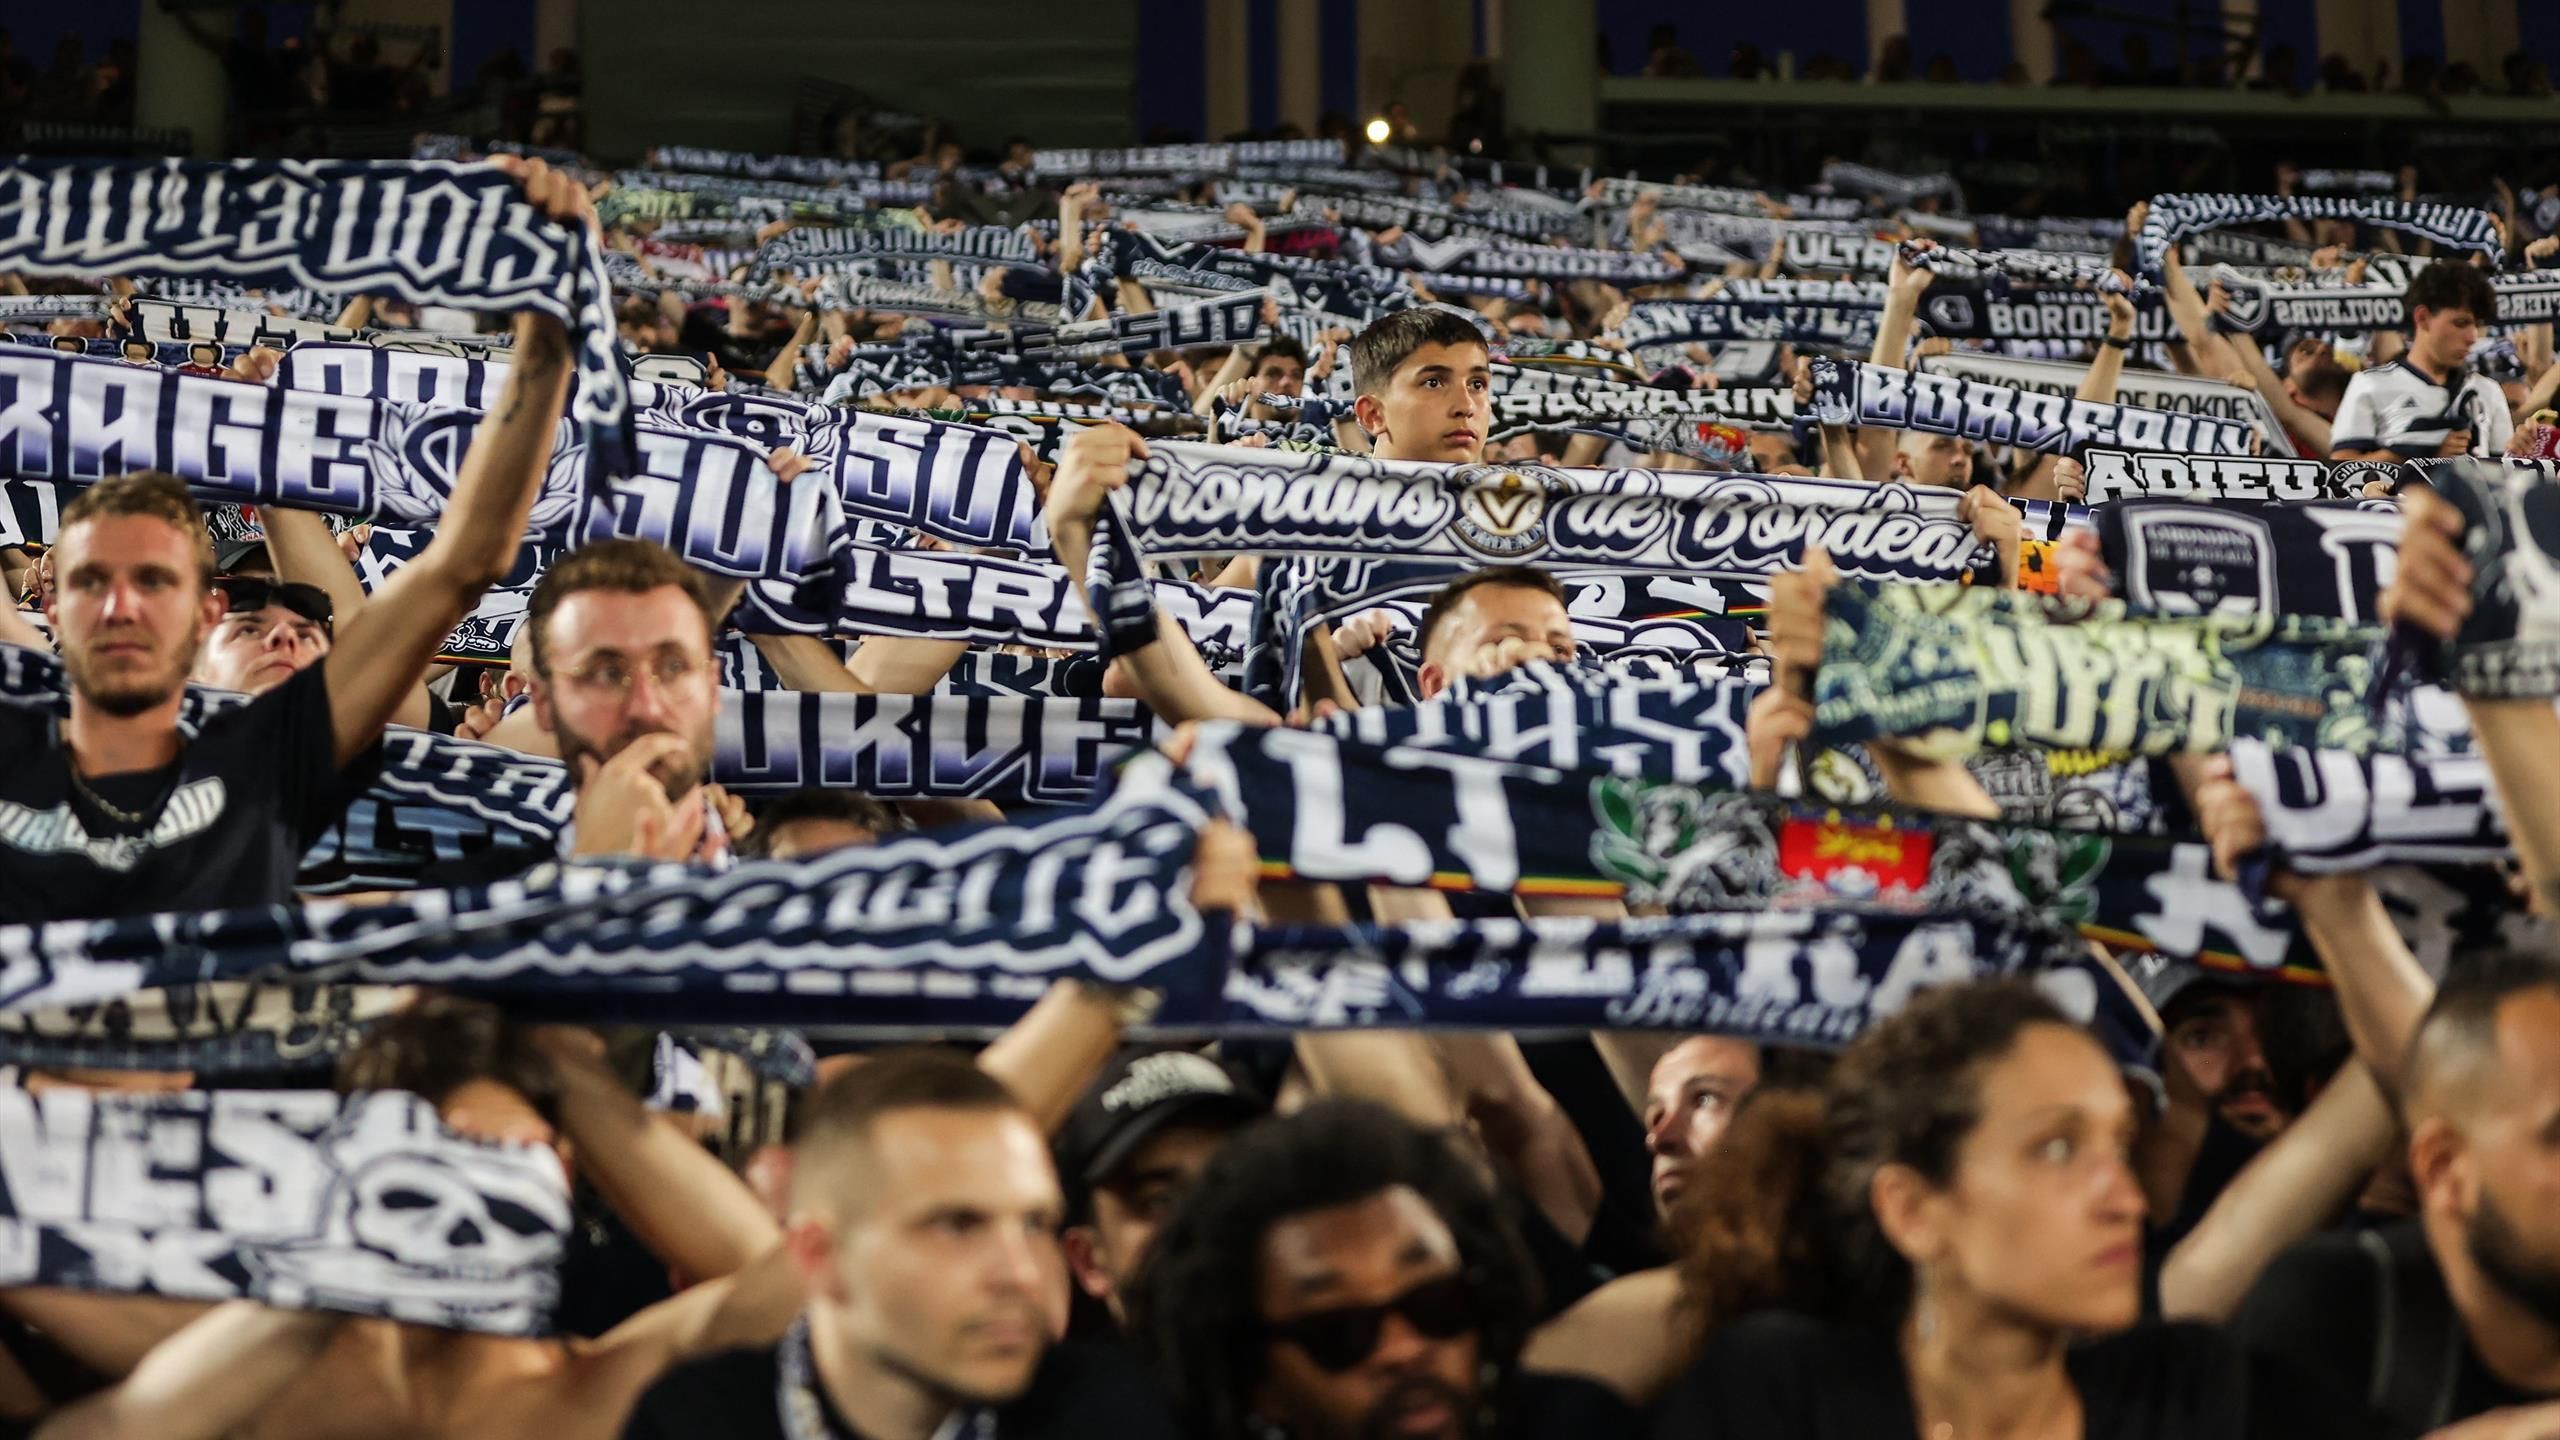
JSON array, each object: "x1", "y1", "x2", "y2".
[
  {"x1": 0, "y1": 158, "x2": 592, "y2": 922},
  {"x1": 740, "y1": 787, "x2": 909, "y2": 861},
  {"x1": 1046, "y1": 306, "x2": 1535, "y2": 725},
  {"x1": 2330, "y1": 262, "x2": 2511, "y2": 460},
  {"x1": 623, "y1": 1049, "x2": 1178, "y2": 1439},
  {"x1": 2230, "y1": 951, "x2": 2560, "y2": 1432},
  {"x1": 1055, "y1": 1049, "x2": 1269, "y2": 1327}
]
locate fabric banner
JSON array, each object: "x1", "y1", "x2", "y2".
[
  {"x1": 2135, "y1": 193, "x2": 2501, "y2": 279},
  {"x1": 715, "y1": 690, "x2": 1158, "y2": 804},
  {"x1": 0, "y1": 980, "x2": 405, "y2": 1075},
  {"x1": 647, "y1": 146, "x2": 882, "y2": 184},
  {"x1": 749, "y1": 225, "x2": 1042, "y2": 276},
  {"x1": 1617, "y1": 292, "x2": 1880, "y2": 349},
  {"x1": 1377, "y1": 234, "x2": 1685, "y2": 286},
  {"x1": 0, "y1": 773, "x2": 1228, "y2": 1028},
  {"x1": 2229, "y1": 739, "x2": 2506, "y2": 874},
  {"x1": 0, "y1": 1088, "x2": 569, "y2": 1334},
  {"x1": 1912, "y1": 285, "x2": 2183, "y2": 345},
  {"x1": 1311, "y1": 661, "x2": 1755, "y2": 787},
  {"x1": 1808, "y1": 357, "x2": 2257, "y2": 456},
  {"x1": 0, "y1": 350, "x2": 840, "y2": 595},
  {"x1": 1813, "y1": 583, "x2": 2393, "y2": 758},
  {"x1": 2077, "y1": 446, "x2": 2389, "y2": 503},
  {"x1": 2423, "y1": 457, "x2": 2560, "y2": 698},
  {"x1": 1491, "y1": 384, "x2": 1793, "y2": 431},
  {"x1": 750, "y1": 538, "x2": 1255, "y2": 656},
  {"x1": 2095, "y1": 496, "x2": 2401, "y2": 623},
  {"x1": 0, "y1": 158, "x2": 629, "y2": 481},
  {"x1": 1916, "y1": 353, "x2": 2288, "y2": 454},
  {"x1": 126, "y1": 297, "x2": 365, "y2": 349},
  {"x1": 2218, "y1": 270, "x2": 2560, "y2": 334},
  {"x1": 961, "y1": 289, "x2": 1268, "y2": 362},
  {"x1": 1033, "y1": 142, "x2": 1343, "y2": 177},
  {"x1": 1230, "y1": 908, "x2": 2065, "y2": 1041},
  {"x1": 1113, "y1": 443, "x2": 1987, "y2": 581}
]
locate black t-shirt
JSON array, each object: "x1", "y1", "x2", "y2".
[
  {"x1": 2231, "y1": 1220, "x2": 2556, "y2": 1434},
  {"x1": 620, "y1": 1337, "x2": 1180, "y2": 1440},
  {"x1": 0, "y1": 664, "x2": 372, "y2": 923},
  {"x1": 1651, "y1": 1310, "x2": 2400, "y2": 1440}
]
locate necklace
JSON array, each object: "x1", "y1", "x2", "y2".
[{"x1": 67, "y1": 759, "x2": 172, "y2": 827}]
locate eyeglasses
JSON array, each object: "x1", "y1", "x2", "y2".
[
  {"x1": 214, "y1": 576, "x2": 333, "y2": 632},
  {"x1": 1264, "y1": 1274, "x2": 1474, "y2": 1373},
  {"x1": 559, "y1": 653, "x2": 704, "y2": 698}
]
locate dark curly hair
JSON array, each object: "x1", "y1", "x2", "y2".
[
  {"x1": 1123, "y1": 1099, "x2": 1541, "y2": 1440},
  {"x1": 1673, "y1": 980, "x2": 2078, "y2": 1342}
]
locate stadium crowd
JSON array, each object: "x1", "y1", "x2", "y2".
[{"x1": 0, "y1": 99, "x2": 2554, "y2": 1440}]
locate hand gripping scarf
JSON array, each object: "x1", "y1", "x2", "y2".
[
  {"x1": 0, "y1": 158, "x2": 630, "y2": 482},
  {"x1": 1813, "y1": 583, "x2": 2393, "y2": 759}
]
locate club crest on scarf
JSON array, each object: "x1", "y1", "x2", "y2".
[{"x1": 1450, "y1": 464, "x2": 1568, "y2": 561}]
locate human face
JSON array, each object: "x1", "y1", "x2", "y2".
[
  {"x1": 531, "y1": 585, "x2": 717, "y2": 800},
  {"x1": 1415, "y1": 582, "x2": 1575, "y2": 700},
  {"x1": 1896, "y1": 1024, "x2": 2146, "y2": 1335},
  {"x1": 195, "y1": 600, "x2": 329, "y2": 694},
  {"x1": 2452, "y1": 989, "x2": 2560, "y2": 1328},
  {"x1": 1356, "y1": 342, "x2": 1491, "y2": 464},
  {"x1": 803, "y1": 1109, "x2": 1065, "y2": 1408},
  {"x1": 1254, "y1": 1186, "x2": 1481, "y2": 1440},
  {"x1": 1643, "y1": 1038, "x2": 1762, "y2": 1217},
  {"x1": 1253, "y1": 353, "x2": 1306, "y2": 400},
  {"x1": 1066, "y1": 1122, "x2": 1234, "y2": 1323},
  {"x1": 51, "y1": 514, "x2": 221, "y2": 719},
  {"x1": 2163, "y1": 990, "x2": 2286, "y2": 1140},
  {"x1": 1900, "y1": 432, "x2": 1973, "y2": 489},
  {"x1": 2413, "y1": 304, "x2": 2482, "y2": 376}
]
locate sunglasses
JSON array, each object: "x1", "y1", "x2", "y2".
[
  {"x1": 1264, "y1": 1274, "x2": 1474, "y2": 1373},
  {"x1": 215, "y1": 576, "x2": 334, "y2": 631}
]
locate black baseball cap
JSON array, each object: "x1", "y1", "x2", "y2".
[
  {"x1": 214, "y1": 537, "x2": 271, "y2": 575},
  {"x1": 1055, "y1": 1048, "x2": 1267, "y2": 1198}
]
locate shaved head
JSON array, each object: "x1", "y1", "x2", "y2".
[
  {"x1": 2403, "y1": 952, "x2": 2560, "y2": 1131},
  {"x1": 790, "y1": 1049, "x2": 1026, "y2": 1226}
]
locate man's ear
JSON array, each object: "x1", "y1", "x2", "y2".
[
  {"x1": 1352, "y1": 392, "x2": 1388, "y2": 443},
  {"x1": 785, "y1": 1215, "x2": 849, "y2": 1304},
  {"x1": 1416, "y1": 660, "x2": 1449, "y2": 700},
  {"x1": 528, "y1": 676, "x2": 558, "y2": 735},
  {"x1": 2408, "y1": 1115, "x2": 2470, "y2": 1216},
  {"x1": 1062, "y1": 1225, "x2": 1114, "y2": 1302},
  {"x1": 197, "y1": 587, "x2": 226, "y2": 634}
]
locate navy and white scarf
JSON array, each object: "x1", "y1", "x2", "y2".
[
  {"x1": 0, "y1": 773, "x2": 1230, "y2": 1029},
  {"x1": 648, "y1": 146, "x2": 883, "y2": 184},
  {"x1": 751, "y1": 224, "x2": 1042, "y2": 276},
  {"x1": 2135, "y1": 193, "x2": 2501, "y2": 279},
  {"x1": 2228, "y1": 739, "x2": 2506, "y2": 874},
  {"x1": 2419, "y1": 457, "x2": 2560, "y2": 698},
  {"x1": 1911, "y1": 285, "x2": 2182, "y2": 345},
  {"x1": 1808, "y1": 357, "x2": 2257, "y2": 456},
  {"x1": 2217, "y1": 269, "x2": 2560, "y2": 334},
  {"x1": 1616, "y1": 291, "x2": 1881, "y2": 349},
  {"x1": 1914, "y1": 353, "x2": 2285, "y2": 452},
  {"x1": 0, "y1": 159, "x2": 629, "y2": 481},
  {"x1": 2076, "y1": 449, "x2": 2397, "y2": 507},
  {"x1": 716, "y1": 690, "x2": 1158, "y2": 804},
  {"x1": 0, "y1": 1088, "x2": 570, "y2": 1334},
  {"x1": 962, "y1": 289, "x2": 1269, "y2": 363},
  {"x1": 2096, "y1": 496, "x2": 2402, "y2": 624}
]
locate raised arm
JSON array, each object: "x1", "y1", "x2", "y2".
[
  {"x1": 1047, "y1": 423, "x2": 1278, "y2": 726},
  {"x1": 322, "y1": 158, "x2": 589, "y2": 765},
  {"x1": 529, "y1": 1027, "x2": 782, "y2": 1286},
  {"x1": 35, "y1": 1305, "x2": 341, "y2": 1440}
]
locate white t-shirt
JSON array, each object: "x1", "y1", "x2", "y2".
[{"x1": 2330, "y1": 357, "x2": 2512, "y2": 458}]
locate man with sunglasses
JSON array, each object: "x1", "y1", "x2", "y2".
[
  {"x1": 191, "y1": 574, "x2": 334, "y2": 696},
  {"x1": 1127, "y1": 1100, "x2": 1637, "y2": 1440},
  {"x1": 0, "y1": 155, "x2": 597, "y2": 924}
]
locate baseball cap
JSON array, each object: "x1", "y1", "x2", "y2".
[
  {"x1": 214, "y1": 537, "x2": 271, "y2": 575},
  {"x1": 1055, "y1": 1048, "x2": 1267, "y2": 1195}
]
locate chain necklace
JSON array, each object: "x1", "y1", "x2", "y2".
[{"x1": 62, "y1": 740, "x2": 177, "y2": 828}]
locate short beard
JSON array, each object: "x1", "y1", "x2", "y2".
[
  {"x1": 1355, "y1": 1375, "x2": 1479, "y2": 1440},
  {"x1": 2468, "y1": 1187, "x2": 2560, "y2": 1331},
  {"x1": 65, "y1": 644, "x2": 191, "y2": 719},
  {"x1": 554, "y1": 716, "x2": 707, "y2": 801}
]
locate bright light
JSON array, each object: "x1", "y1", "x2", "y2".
[{"x1": 1364, "y1": 116, "x2": 1392, "y2": 145}]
